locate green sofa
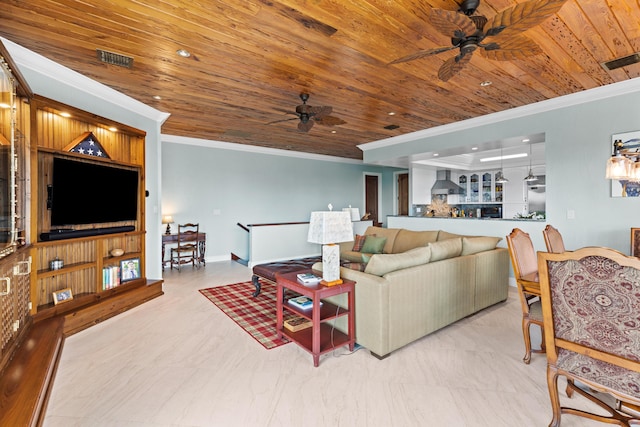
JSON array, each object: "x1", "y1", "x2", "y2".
[{"x1": 314, "y1": 226, "x2": 509, "y2": 359}]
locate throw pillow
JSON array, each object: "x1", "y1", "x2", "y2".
[
  {"x1": 352, "y1": 234, "x2": 367, "y2": 252},
  {"x1": 461, "y1": 236, "x2": 502, "y2": 256},
  {"x1": 364, "y1": 246, "x2": 431, "y2": 277},
  {"x1": 428, "y1": 238, "x2": 463, "y2": 262},
  {"x1": 361, "y1": 235, "x2": 387, "y2": 254},
  {"x1": 361, "y1": 254, "x2": 371, "y2": 263}
]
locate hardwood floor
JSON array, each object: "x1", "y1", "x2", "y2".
[{"x1": 43, "y1": 261, "x2": 606, "y2": 426}]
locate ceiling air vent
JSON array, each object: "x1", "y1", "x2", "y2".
[
  {"x1": 96, "y1": 49, "x2": 134, "y2": 68},
  {"x1": 384, "y1": 124, "x2": 400, "y2": 130},
  {"x1": 602, "y1": 52, "x2": 640, "y2": 71}
]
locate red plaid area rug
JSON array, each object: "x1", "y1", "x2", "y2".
[{"x1": 199, "y1": 280, "x2": 292, "y2": 349}]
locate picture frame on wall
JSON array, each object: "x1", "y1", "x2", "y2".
[
  {"x1": 120, "y1": 258, "x2": 141, "y2": 282},
  {"x1": 52, "y1": 288, "x2": 74, "y2": 305},
  {"x1": 632, "y1": 228, "x2": 640, "y2": 257},
  {"x1": 611, "y1": 130, "x2": 640, "y2": 198}
]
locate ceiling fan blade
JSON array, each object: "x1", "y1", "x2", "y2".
[
  {"x1": 315, "y1": 115, "x2": 346, "y2": 126},
  {"x1": 485, "y1": 0, "x2": 568, "y2": 36},
  {"x1": 437, "y1": 52, "x2": 473, "y2": 82},
  {"x1": 389, "y1": 46, "x2": 457, "y2": 64},
  {"x1": 267, "y1": 116, "x2": 299, "y2": 125},
  {"x1": 309, "y1": 105, "x2": 332, "y2": 118},
  {"x1": 298, "y1": 120, "x2": 314, "y2": 132},
  {"x1": 429, "y1": 8, "x2": 478, "y2": 38},
  {"x1": 479, "y1": 35, "x2": 542, "y2": 60}
]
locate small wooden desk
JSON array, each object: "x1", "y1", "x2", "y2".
[{"x1": 162, "y1": 232, "x2": 206, "y2": 270}]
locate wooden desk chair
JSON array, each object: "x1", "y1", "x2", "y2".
[
  {"x1": 543, "y1": 224, "x2": 566, "y2": 253},
  {"x1": 538, "y1": 247, "x2": 640, "y2": 426},
  {"x1": 170, "y1": 223, "x2": 200, "y2": 271},
  {"x1": 506, "y1": 228, "x2": 545, "y2": 364}
]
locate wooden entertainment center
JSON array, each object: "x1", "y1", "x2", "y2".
[{"x1": 0, "y1": 44, "x2": 163, "y2": 425}]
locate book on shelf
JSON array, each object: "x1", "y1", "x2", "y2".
[
  {"x1": 283, "y1": 316, "x2": 312, "y2": 332},
  {"x1": 296, "y1": 272, "x2": 321, "y2": 285},
  {"x1": 288, "y1": 296, "x2": 322, "y2": 310}
]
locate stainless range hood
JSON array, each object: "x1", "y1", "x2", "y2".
[{"x1": 431, "y1": 170, "x2": 464, "y2": 195}]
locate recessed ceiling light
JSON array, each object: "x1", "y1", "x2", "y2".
[
  {"x1": 176, "y1": 49, "x2": 191, "y2": 58},
  {"x1": 331, "y1": 130, "x2": 337, "y2": 134},
  {"x1": 153, "y1": 95, "x2": 162, "y2": 100},
  {"x1": 480, "y1": 81, "x2": 492, "y2": 87},
  {"x1": 522, "y1": 138, "x2": 530, "y2": 142},
  {"x1": 108, "y1": 127, "x2": 118, "y2": 132},
  {"x1": 388, "y1": 112, "x2": 396, "y2": 116},
  {"x1": 433, "y1": 153, "x2": 439, "y2": 157},
  {"x1": 480, "y1": 153, "x2": 527, "y2": 162},
  {"x1": 471, "y1": 146, "x2": 478, "y2": 150},
  {"x1": 59, "y1": 112, "x2": 71, "y2": 118}
]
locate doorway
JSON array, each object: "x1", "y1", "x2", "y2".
[
  {"x1": 365, "y1": 174, "x2": 381, "y2": 226},
  {"x1": 397, "y1": 172, "x2": 409, "y2": 216}
]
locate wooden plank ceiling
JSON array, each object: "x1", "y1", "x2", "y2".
[{"x1": 1, "y1": 0, "x2": 638, "y2": 159}]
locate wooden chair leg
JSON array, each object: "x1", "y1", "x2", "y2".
[
  {"x1": 547, "y1": 366, "x2": 562, "y2": 427},
  {"x1": 522, "y1": 318, "x2": 532, "y2": 364}
]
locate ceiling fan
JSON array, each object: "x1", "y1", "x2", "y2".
[
  {"x1": 268, "y1": 93, "x2": 346, "y2": 132},
  {"x1": 389, "y1": 0, "x2": 568, "y2": 81}
]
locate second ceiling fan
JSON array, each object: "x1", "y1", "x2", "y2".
[
  {"x1": 389, "y1": 0, "x2": 568, "y2": 81},
  {"x1": 269, "y1": 93, "x2": 346, "y2": 132}
]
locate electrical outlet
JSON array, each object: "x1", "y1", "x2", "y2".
[
  {"x1": 28, "y1": 301, "x2": 32, "y2": 310},
  {"x1": 567, "y1": 209, "x2": 575, "y2": 220},
  {"x1": 13, "y1": 320, "x2": 19, "y2": 332}
]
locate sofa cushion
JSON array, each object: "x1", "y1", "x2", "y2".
[
  {"x1": 352, "y1": 234, "x2": 367, "y2": 251},
  {"x1": 392, "y1": 229, "x2": 439, "y2": 253},
  {"x1": 364, "y1": 246, "x2": 431, "y2": 277},
  {"x1": 365, "y1": 226, "x2": 400, "y2": 254},
  {"x1": 361, "y1": 235, "x2": 387, "y2": 254},
  {"x1": 437, "y1": 230, "x2": 465, "y2": 241},
  {"x1": 461, "y1": 236, "x2": 502, "y2": 256},
  {"x1": 429, "y1": 238, "x2": 463, "y2": 261}
]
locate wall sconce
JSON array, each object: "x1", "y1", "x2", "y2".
[
  {"x1": 606, "y1": 139, "x2": 640, "y2": 180},
  {"x1": 162, "y1": 215, "x2": 174, "y2": 235}
]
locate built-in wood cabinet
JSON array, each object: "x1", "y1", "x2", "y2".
[{"x1": 29, "y1": 96, "x2": 163, "y2": 329}]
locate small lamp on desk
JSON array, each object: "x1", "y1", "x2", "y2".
[
  {"x1": 307, "y1": 209, "x2": 353, "y2": 286},
  {"x1": 162, "y1": 215, "x2": 174, "y2": 235}
]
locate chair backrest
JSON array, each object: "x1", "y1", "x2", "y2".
[
  {"x1": 177, "y1": 223, "x2": 199, "y2": 247},
  {"x1": 538, "y1": 247, "x2": 640, "y2": 370},
  {"x1": 543, "y1": 225, "x2": 566, "y2": 253},
  {"x1": 506, "y1": 228, "x2": 537, "y2": 280}
]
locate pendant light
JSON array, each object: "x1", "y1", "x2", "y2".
[
  {"x1": 524, "y1": 141, "x2": 538, "y2": 182},
  {"x1": 495, "y1": 146, "x2": 509, "y2": 183}
]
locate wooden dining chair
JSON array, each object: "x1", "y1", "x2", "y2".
[
  {"x1": 170, "y1": 223, "x2": 200, "y2": 271},
  {"x1": 506, "y1": 228, "x2": 544, "y2": 364},
  {"x1": 543, "y1": 225, "x2": 566, "y2": 253},
  {"x1": 538, "y1": 247, "x2": 640, "y2": 426}
]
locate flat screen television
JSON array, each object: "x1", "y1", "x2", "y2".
[{"x1": 50, "y1": 157, "x2": 139, "y2": 226}]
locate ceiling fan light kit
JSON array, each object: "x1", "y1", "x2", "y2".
[{"x1": 268, "y1": 93, "x2": 345, "y2": 132}]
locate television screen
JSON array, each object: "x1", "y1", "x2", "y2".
[{"x1": 50, "y1": 157, "x2": 139, "y2": 226}]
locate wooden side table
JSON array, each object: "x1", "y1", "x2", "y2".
[{"x1": 275, "y1": 270, "x2": 356, "y2": 367}]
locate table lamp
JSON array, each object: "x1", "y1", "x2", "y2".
[
  {"x1": 307, "y1": 210, "x2": 354, "y2": 286},
  {"x1": 162, "y1": 215, "x2": 174, "y2": 235}
]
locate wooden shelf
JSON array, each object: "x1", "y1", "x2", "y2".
[{"x1": 37, "y1": 261, "x2": 95, "y2": 278}]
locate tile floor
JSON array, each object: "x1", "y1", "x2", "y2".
[{"x1": 43, "y1": 261, "x2": 607, "y2": 426}]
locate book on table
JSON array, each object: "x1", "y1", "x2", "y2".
[
  {"x1": 284, "y1": 316, "x2": 312, "y2": 332},
  {"x1": 288, "y1": 296, "x2": 322, "y2": 310},
  {"x1": 296, "y1": 272, "x2": 321, "y2": 285}
]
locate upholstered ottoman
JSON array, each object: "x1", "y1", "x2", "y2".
[{"x1": 251, "y1": 256, "x2": 321, "y2": 297}]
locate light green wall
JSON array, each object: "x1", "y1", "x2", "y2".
[{"x1": 161, "y1": 142, "x2": 398, "y2": 261}]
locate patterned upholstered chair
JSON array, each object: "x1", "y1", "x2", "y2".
[
  {"x1": 543, "y1": 225, "x2": 566, "y2": 253},
  {"x1": 506, "y1": 228, "x2": 544, "y2": 364},
  {"x1": 538, "y1": 247, "x2": 640, "y2": 426}
]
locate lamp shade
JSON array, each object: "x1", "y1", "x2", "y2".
[
  {"x1": 162, "y1": 215, "x2": 174, "y2": 224},
  {"x1": 606, "y1": 155, "x2": 632, "y2": 180},
  {"x1": 307, "y1": 211, "x2": 353, "y2": 244}
]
